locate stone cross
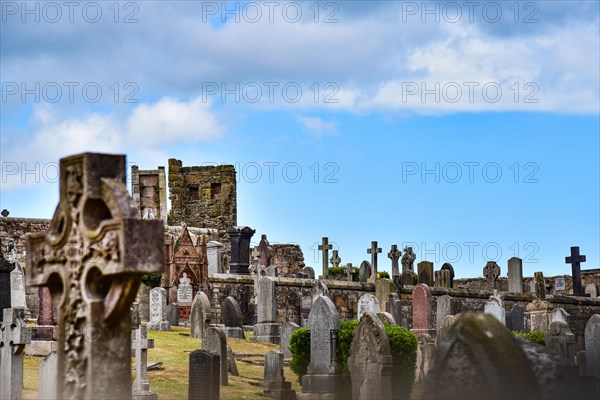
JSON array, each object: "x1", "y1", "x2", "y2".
[
  {"x1": 401, "y1": 246, "x2": 416, "y2": 271},
  {"x1": 1, "y1": 209, "x2": 9, "y2": 217},
  {"x1": 318, "y1": 237, "x2": 333, "y2": 279},
  {"x1": 330, "y1": 250, "x2": 341, "y2": 267},
  {"x1": 388, "y1": 244, "x2": 401, "y2": 278},
  {"x1": 0, "y1": 308, "x2": 32, "y2": 400},
  {"x1": 346, "y1": 263, "x2": 353, "y2": 282},
  {"x1": 565, "y1": 246, "x2": 586, "y2": 296},
  {"x1": 483, "y1": 261, "x2": 501, "y2": 290},
  {"x1": 367, "y1": 241, "x2": 382, "y2": 281},
  {"x1": 25, "y1": 153, "x2": 164, "y2": 400},
  {"x1": 132, "y1": 325, "x2": 157, "y2": 400},
  {"x1": 0, "y1": 242, "x2": 15, "y2": 322}
]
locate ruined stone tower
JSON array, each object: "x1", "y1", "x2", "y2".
[
  {"x1": 167, "y1": 159, "x2": 237, "y2": 231},
  {"x1": 131, "y1": 166, "x2": 168, "y2": 224}
]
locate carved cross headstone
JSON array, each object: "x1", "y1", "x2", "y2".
[
  {"x1": 1, "y1": 209, "x2": 9, "y2": 217},
  {"x1": 330, "y1": 250, "x2": 341, "y2": 267},
  {"x1": 346, "y1": 263, "x2": 353, "y2": 282},
  {"x1": 318, "y1": 237, "x2": 333, "y2": 279},
  {"x1": 401, "y1": 246, "x2": 416, "y2": 271},
  {"x1": 483, "y1": 261, "x2": 501, "y2": 290},
  {"x1": 565, "y1": 246, "x2": 586, "y2": 296},
  {"x1": 132, "y1": 325, "x2": 157, "y2": 400},
  {"x1": 26, "y1": 153, "x2": 164, "y2": 400},
  {"x1": 388, "y1": 245, "x2": 401, "y2": 278},
  {"x1": 0, "y1": 308, "x2": 32, "y2": 400},
  {"x1": 367, "y1": 241, "x2": 382, "y2": 281}
]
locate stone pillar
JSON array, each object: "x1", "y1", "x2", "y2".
[
  {"x1": 227, "y1": 226, "x2": 255, "y2": 275},
  {"x1": 507, "y1": 257, "x2": 523, "y2": 293}
]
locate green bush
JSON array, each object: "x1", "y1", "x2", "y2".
[
  {"x1": 379, "y1": 271, "x2": 390, "y2": 279},
  {"x1": 328, "y1": 266, "x2": 347, "y2": 279},
  {"x1": 141, "y1": 274, "x2": 162, "y2": 288},
  {"x1": 289, "y1": 321, "x2": 418, "y2": 399},
  {"x1": 513, "y1": 330, "x2": 545, "y2": 345}
]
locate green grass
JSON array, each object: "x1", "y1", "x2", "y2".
[{"x1": 22, "y1": 326, "x2": 301, "y2": 400}]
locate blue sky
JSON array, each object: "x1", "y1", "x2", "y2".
[{"x1": 1, "y1": 1, "x2": 599, "y2": 278}]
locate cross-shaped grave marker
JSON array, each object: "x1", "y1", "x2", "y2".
[
  {"x1": 0, "y1": 308, "x2": 31, "y2": 400},
  {"x1": 565, "y1": 246, "x2": 586, "y2": 296},
  {"x1": 132, "y1": 325, "x2": 157, "y2": 400},
  {"x1": 388, "y1": 244, "x2": 402, "y2": 278},
  {"x1": 318, "y1": 237, "x2": 333, "y2": 279},
  {"x1": 330, "y1": 250, "x2": 341, "y2": 267},
  {"x1": 367, "y1": 241, "x2": 382, "y2": 281},
  {"x1": 26, "y1": 153, "x2": 164, "y2": 400}
]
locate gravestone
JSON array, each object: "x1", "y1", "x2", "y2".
[
  {"x1": 300, "y1": 296, "x2": 312, "y2": 327},
  {"x1": 190, "y1": 291, "x2": 212, "y2": 339},
  {"x1": 302, "y1": 266, "x2": 315, "y2": 280},
  {"x1": 367, "y1": 241, "x2": 382, "y2": 282},
  {"x1": 0, "y1": 308, "x2": 31, "y2": 400},
  {"x1": 401, "y1": 269, "x2": 416, "y2": 286},
  {"x1": 10, "y1": 260, "x2": 26, "y2": 309},
  {"x1": 166, "y1": 303, "x2": 179, "y2": 327},
  {"x1": 227, "y1": 346, "x2": 239, "y2": 376},
  {"x1": 401, "y1": 246, "x2": 416, "y2": 271},
  {"x1": 435, "y1": 314, "x2": 456, "y2": 345},
  {"x1": 329, "y1": 249, "x2": 341, "y2": 267},
  {"x1": 505, "y1": 304, "x2": 524, "y2": 332},
  {"x1": 484, "y1": 295, "x2": 506, "y2": 326},
  {"x1": 177, "y1": 272, "x2": 193, "y2": 304},
  {"x1": 375, "y1": 278, "x2": 395, "y2": 312},
  {"x1": 258, "y1": 234, "x2": 273, "y2": 268},
  {"x1": 221, "y1": 296, "x2": 244, "y2": 339},
  {"x1": 386, "y1": 293, "x2": 402, "y2": 326},
  {"x1": 436, "y1": 295, "x2": 454, "y2": 332},
  {"x1": 534, "y1": 272, "x2": 546, "y2": 299},
  {"x1": 546, "y1": 309, "x2": 576, "y2": 360},
  {"x1": 202, "y1": 327, "x2": 228, "y2": 386},
  {"x1": 585, "y1": 314, "x2": 600, "y2": 379},
  {"x1": 565, "y1": 246, "x2": 586, "y2": 296},
  {"x1": 346, "y1": 263, "x2": 354, "y2": 282},
  {"x1": 424, "y1": 312, "x2": 540, "y2": 400},
  {"x1": 357, "y1": 293, "x2": 381, "y2": 321},
  {"x1": 131, "y1": 302, "x2": 141, "y2": 329},
  {"x1": 554, "y1": 276, "x2": 566, "y2": 291},
  {"x1": 526, "y1": 300, "x2": 552, "y2": 332},
  {"x1": 507, "y1": 257, "x2": 523, "y2": 293},
  {"x1": 253, "y1": 276, "x2": 280, "y2": 344},
  {"x1": 417, "y1": 261, "x2": 433, "y2": 286},
  {"x1": 33, "y1": 286, "x2": 57, "y2": 342},
  {"x1": 26, "y1": 152, "x2": 164, "y2": 400},
  {"x1": 434, "y1": 269, "x2": 451, "y2": 288},
  {"x1": 376, "y1": 311, "x2": 396, "y2": 325},
  {"x1": 483, "y1": 261, "x2": 501, "y2": 290},
  {"x1": 301, "y1": 295, "x2": 341, "y2": 398},
  {"x1": 148, "y1": 287, "x2": 171, "y2": 331},
  {"x1": 358, "y1": 260, "x2": 371, "y2": 283},
  {"x1": 388, "y1": 244, "x2": 401, "y2": 278},
  {"x1": 38, "y1": 352, "x2": 57, "y2": 400},
  {"x1": 188, "y1": 350, "x2": 220, "y2": 400},
  {"x1": 0, "y1": 244, "x2": 15, "y2": 322},
  {"x1": 415, "y1": 333, "x2": 435, "y2": 384},
  {"x1": 227, "y1": 226, "x2": 255, "y2": 275},
  {"x1": 132, "y1": 325, "x2": 158, "y2": 400},
  {"x1": 412, "y1": 284, "x2": 434, "y2": 335},
  {"x1": 318, "y1": 237, "x2": 333, "y2": 279},
  {"x1": 206, "y1": 241, "x2": 223, "y2": 274},
  {"x1": 280, "y1": 321, "x2": 300, "y2": 358},
  {"x1": 266, "y1": 265, "x2": 277, "y2": 277},
  {"x1": 440, "y1": 263, "x2": 455, "y2": 287},
  {"x1": 311, "y1": 280, "x2": 329, "y2": 303},
  {"x1": 349, "y1": 312, "x2": 393, "y2": 400},
  {"x1": 263, "y1": 350, "x2": 296, "y2": 400},
  {"x1": 584, "y1": 283, "x2": 598, "y2": 299}
]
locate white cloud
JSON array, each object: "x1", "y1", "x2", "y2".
[{"x1": 297, "y1": 116, "x2": 337, "y2": 136}]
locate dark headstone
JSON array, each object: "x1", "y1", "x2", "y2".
[
  {"x1": 506, "y1": 304, "x2": 524, "y2": 332},
  {"x1": 1, "y1": 209, "x2": 9, "y2": 217},
  {"x1": 358, "y1": 261, "x2": 371, "y2": 283},
  {"x1": 401, "y1": 269, "x2": 416, "y2": 286},
  {"x1": 565, "y1": 246, "x2": 586, "y2": 296},
  {"x1": 303, "y1": 266, "x2": 315, "y2": 280},
  {"x1": 222, "y1": 297, "x2": 243, "y2": 329},
  {"x1": 330, "y1": 250, "x2": 341, "y2": 267},
  {"x1": 0, "y1": 242, "x2": 15, "y2": 322},
  {"x1": 417, "y1": 261, "x2": 433, "y2": 286},
  {"x1": 166, "y1": 303, "x2": 179, "y2": 327},
  {"x1": 188, "y1": 350, "x2": 220, "y2": 400},
  {"x1": 227, "y1": 226, "x2": 255, "y2": 275},
  {"x1": 440, "y1": 263, "x2": 455, "y2": 287},
  {"x1": 483, "y1": 261, "x2": 501, "y2": 290},
  {"x1": 401, "y1": 246, "x2": 416, "y2": 271}
]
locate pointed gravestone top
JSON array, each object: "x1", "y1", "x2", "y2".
[
  {"x1": 565, "y1": 246, "x2": 586, "y2": 296},
  {"x1": 307, "y1": 295, "x2": 340, "y2": 375},
  {"x1": 26, "y1": 153, "x2": 164, "y2": 400}
]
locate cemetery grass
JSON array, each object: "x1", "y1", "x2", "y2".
[{"x1": 21, "y1": 326, "x2": 302, "y2": 400}]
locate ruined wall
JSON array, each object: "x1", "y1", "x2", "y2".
[
  {"x1": 131, "y1": 166, "x2": 168, "y2": 224},
  {"x1": 167, "y1": 159, "x2": 237, "y2": 232},
  {"x1": 0, "y1": 217, "x2": 51, "y2": 255}
]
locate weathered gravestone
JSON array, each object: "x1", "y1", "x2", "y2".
[
  {"x1": 10, "y1": 260, "x2": 26, "y2": 309},
  {"x1": 26, "y1": 152, "x2": 164, "y2": 400},
  {"x1": 441, "y1": 262, "x2": 455, "y2": 287},
  {"x1": 375, "y1": 278, "x2": 395, "y2": 312},
  {"x1": 505, "y1": 304, "x2": 524, "y2": 332},
  {"x1": 301, "y1": 295, "x2": 342, "y2": 398},
  {"x1": 401, "y1": 246, "x2": 416, "y2": 271},
  {"x1": 526, "y1": 300, "x2": 552, "y2": 332},
  {"x1": 227, "y1": 345, "x2": 239, "y2": 376},
  {"x1": 329, "y1": 249, "x2": 341, "y2": 267},
  {"x1": 349, "y1": 312, "x2": 393, "y2": 400},
  {"x1": 318, "y1": 237, "x2": 333, "y2": 279},
  {"x1": 507, "y1": 257, "x2": 523, "y2": 293},
  {"x1": 434, "y1": 269, "x2": 451, "y2": 288},
  {"x1": 300, "y1": 296, "x2": 312, "y2": 327},
  {"x1": 132, "y1": 325, "x2": 158, "y2": 400},
  {"x1": 386, "y1": 293, "x2": 402, "y2": 326},
  {"x1": 415, "y1": 332, "x2": 435, "y2": 384},
  {"x1": 303, "y1": 266, "x2": 315, "y2": 280},
  {"x1": 388, "y1": 244, "x2": 401, "y2": 278},
  {"x1": 401, "y1": 269, "x2": 416, "y2": 286},
  {"x1": 484, "y1": 295, "x2": 505, "y2": 326},
  {"x1": 367, "y1": 241, "x2": 382, "y2": 282},
  {"x1": 483, "y1": 261, "x2": 500, "y2": 290},
  {"x1": 206, "y1": 240, "x2": 223, "y2": 274},
  {"x1": 166, "y1": 303, "x2": 179, "y2": 327},
  {"x1": 435, "y1": 314, "x2": 456, "y2": 345},
  {"x1": 436, "y1": 295, "x2": 454, "y2": 332},
  {"x1": 188, "y1": 350, "x2": 220, "y2": 400},
  {"x1": 565, "y1": 246, "x2": 586, "y2": 296},
  {"x1": 263, "y1": 350, "x2": 296, "y2": 400},
  {"x1": 38, "y1": 351, "x2": 57, "y2": 400},
  {"x1": 190, "y1": 290, "x2": 212, "y2": 339},
  {"x1": 357, "y1": 293, "x2": 380, "y2": 321},
  {"x1": 253, "y1": 276, "x2": 280, "y2": 344},
  {"x1": 376, "y1": 312, "x2": 396, "y2": 325},
  {"x1": 423, "y1": 312, "x2": 541, "y2": 400},
  {"x1": 227, "y1": 226, "x2": 255, "y2": 275},
  {"x1": 412, "y1": 284, "x2": 434, "y2": 335},
  {"x1": 554, "y1": 276, "x2": 566, "y2": 291},
  {"x1": 346, "y1": 263, "x2": 354, "y2": 282},
  {"x1": 202, "y1": 327, "x2": 228, "y2": 386},
  {"x1": 311, "y1": 280, "x2": 329, "y2": 303},
  {"x1": 417, "y1": 261, "x2": 434, "y2": 286},
  {"x1": 584, "y1": 283, "x2": 598, "y2": 299},
  {"x1": 280, "y1": 321, "x2": 300, "y2": 359},
  {"x1": 0, "y1": 308, "x2": 31, "y2": 400},
  {"x1": 0, "y1": 244, "x2": 15, "y2": 322},
  {"x1": 546, "y1": 308, "x2": 576, "y2": 360},
  {"x1": 221, "y1": 296, "x2": 244, "y2": 339},
  {"x1": 358, "y1": 260, "x2": 371, "y2": 283},
  {"x1": 534, "y1": 271, "x2": 546, "y2": 299},
  {"x1": 148, "y1": 287, "x2": 171, "y2": 331},
  {"x1": 585, "y1": 314, "x2": 600, "y2": 379}
]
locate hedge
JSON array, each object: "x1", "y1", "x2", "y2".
[{"x1": 513, "y1": 330, "x2": 546, "y2": 345}]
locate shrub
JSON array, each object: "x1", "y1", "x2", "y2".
[
  {"x1": 386, "y1": 324, "x2": 418, "y2": 399},
  {"x1": 141, "y1": 274, "x2": 162, "y2": 288},
  {"x1": 289, "y1": 327, "x2": 310, "y2": 382},
  {"x1": 379, "y1": 271, "x2": 390, "y2": 279},
  {"x1": 513, "y1": 330, "x2": 545, "y2": 345},
  {"x1": 328, "y1": 266, "x2": 347, "y2": 279}
]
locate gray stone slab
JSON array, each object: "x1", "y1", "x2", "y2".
[
  {"x1": 190, "y1": 291, "x2": 212, "y2": 339},
  {"x1": 280, "y1": 322, "x2": 300, "y2": 359},
  {"x1": 202, "y1": 327, "x2": 228, "y2": 386},
  {"x1": 188, "y1": 350, "x2": 220, "y2": 400},
  {"x1": 357, "y1": 294, "x2": 380, "y2": 321},
  {"x1": 507, "y1": 257, "x2": 523, "y2": 293}
]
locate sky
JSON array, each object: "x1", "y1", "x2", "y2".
[{"x1": 1, "y1": 0, "x2": 599, "y2": 279}]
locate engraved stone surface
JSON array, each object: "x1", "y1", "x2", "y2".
[
  {"x1": 202, "y1": 327, "x2": 228, "y2": 386},
  {"x1": 412, "y1": 284, "x2": 434, "y2": 335},
  {"x1": 188, "y1": 350, "x2": 220, "y2": 400},
  {"x1": 148, "y1": 287, "x2": 171, "y2": 331},
  {"x1": 388, "y1": 244, "x2": 401, "y2": 278},
  {"x1": 280, "y1": 321, "x2": 300, "y2": 358},
  {"x1": 1, "y1": 308, "x2": 32, "y2": 400},
  {"x1": 221, "y1": 296, "x2": 244, "y2": 339},
  {"x1": 357, "y1": 293, "x2": 380, "y2": 321},
  {"x1": 132, "y1": 325, "x2": 158, "y2": 400},
  {"x1": 585, "y1": 314, "x2": 600, "y2": 379},
  {"x1": 417, "y1": 261, "x2": 434, "y2": 286},
  {"x1": 375, "y1": 278, "x2": 395, "y2": 312},
  {"x1": 505, "y1": 304, "x2": 524, "y2": 332},
  {"x1": 190, "y1": 291, "x2": 212, "y2": 339},
  {"x1": 436, "y1": 295, "x2": 454, "y2": 332},
  {"x1": 483, "y1": 261, "x2": 501, "y2": 290}
]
